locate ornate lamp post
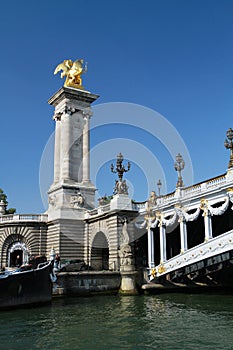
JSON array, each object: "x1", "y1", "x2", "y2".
[
  {"x1": 174, "y1": 153, "x2": 185, "y2": 188},
  {"x1": 111, "y1": 153, "x2": 131, "y2": 194},
  {"x1": 157, "y1": 179, "x2": 162, "y2": 196},
  {"x1": 224, "y1": 127, "x2": 233, "y2": 169},
  {"x1": 111, "y1": 153, "x2": 130, "y2": 181}
]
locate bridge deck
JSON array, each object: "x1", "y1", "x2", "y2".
[{"x1": 152, "y1": 229, "x2": 233, "y2": 280}]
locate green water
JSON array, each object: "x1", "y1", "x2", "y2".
[{"x1": 1, "y1": 293, "x2": 233, "y2": 350}]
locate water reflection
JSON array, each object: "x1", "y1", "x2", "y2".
[{"x1": 1, "y1": 294, "x2": 233, "y2": 350}]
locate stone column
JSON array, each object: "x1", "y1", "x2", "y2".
[
  {"x1": 204, "y1": 212, "x2": 213, "y2": 241},
  {"x1": 53, "y1": 113, "x2": 61, "y2": 183},
  {"x1": 61, "y1": 110, "x2": 72, "y2": 181},
  {"x1": 147, "y1": 224, "x2": 155, "y2": 268},
  {"x1": 179, "y1": 217, "x2": 188, "y2": 253},
  {"x1": 82, "y1": 109, "x2": 92, "y2": 183},
  {"x1": 201, "y1": 200, "x2": 213, "y2": 242},
  {"x1": 159, "y1": 224, "x2": 167, "y2": 263}
]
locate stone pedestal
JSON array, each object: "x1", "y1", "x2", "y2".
[
  {"x1": 47, "y1": 87, "x2": 99, "y2": 222},
  {"x1": 226, "y1": 168, "x2": 233, "y2": 183},
  {"x1": 119, "y1": 265, "x2": 138, "y2": 295},
  {"x1": 46, "y1": 86, "x2": 99, "y2": 260},
  {"x1": 110, "y1": 194, "x2": 132, "y2": 211}
]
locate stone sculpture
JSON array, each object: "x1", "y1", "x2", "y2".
[{"x1": 54, "y1": 59, "x2": 87, "y2": 88}]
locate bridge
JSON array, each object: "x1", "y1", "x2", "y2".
[{"x1": 134, "y1": 170, "x2": 233, "y2": 288}]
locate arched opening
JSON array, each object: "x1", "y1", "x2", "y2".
[
  {"x1": 134, "y1": 232, "x2": 148, "y2": 268},
  {"x1": 166, "y1": 225, "x2": 181, "y2": 260},
  {"x1": 7, "y1": 242, "x2": 29, "y2": 267},
  {"x1": 91, "y1": 232, "x2": 109, "y2": 270},
  {"x1": 187, "y1": 212, "x2": 205, "y2": 248}
]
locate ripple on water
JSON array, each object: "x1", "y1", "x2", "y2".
[{"x1": 0, "y1": 294, "x2": 233, "y2": 350}]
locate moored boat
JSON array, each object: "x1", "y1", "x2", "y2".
[{"x1": 0, "y1": 261, "x2": 55, "y2": 310}]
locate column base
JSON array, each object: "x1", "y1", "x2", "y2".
[{"x1": 119, "y1": 268, "x2": 138, "y2": 295}]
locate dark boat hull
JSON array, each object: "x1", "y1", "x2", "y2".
[{"x1": 0, "y1": 262, "x2": 53, "y2": 310}]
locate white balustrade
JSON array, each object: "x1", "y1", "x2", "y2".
[{"x1": 0, "y1": 214, "x2": 48, "y2": 223}]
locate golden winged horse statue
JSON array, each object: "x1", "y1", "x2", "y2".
[{"x1": 54, "y1": 59, "x2": 87, "y2": 89}]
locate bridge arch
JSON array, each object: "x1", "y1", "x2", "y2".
[{"x1": 90, "y1": 231, "x2": 109, "y2": 270}]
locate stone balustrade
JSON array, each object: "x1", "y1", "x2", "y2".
[
  {"x1": 0, "y1": 214, "x2": 48, "y2": 223},
  {"x1": 132, "y1": 202, "x2": 146, "y2": 211},
  {"x1": 133, "y1": 173, "x2": 229, "y2": 213}
]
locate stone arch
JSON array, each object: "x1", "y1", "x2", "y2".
[
  {"x1": 1, "y1": 233, "x2": 31, "y2": 267},
  {"x1": 90, "y1": 231, "x2": 109, "y2": 270},
  {"x1": 0, "y1": 225, "x2": 41, "y2": 267}
]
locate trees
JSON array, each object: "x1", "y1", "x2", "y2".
[{"x1": 0, "y1": 188, "x2": 16, "y2": 214}]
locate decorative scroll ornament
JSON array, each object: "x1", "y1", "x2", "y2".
[
  {"x1": 164, "y1": 211, "x2": 177, "y2": 227},
  {"x1": 157, "y1": 263, "x2": 166, "y2": 274},
  {"x1": 134, "y1": 219, "x2": 147, "y2": 229},
  {"x1": 184, "y1": 207, "x2": 201, "y2": 221},
  {"x1": 54, "y1": 58, "x2": 87, "y2": 89},
  {"x1": 227, "y1": 188, "x2": 233, "y2": 209},
  {"x1": 200, "y1": 197, "x2": 229, "y2": 216},
  {"x1": 208, "y1": 197, "x2": 229, "y2": 216},
  {"x1": 175, "y1": 204, "x2": 201, "y2": 222},
  {"x1": 156, "y1": 209, "x2": 177, "y2": 227},
  {"x1": 150, "y1": 219, "x2": 158, "y2": 229},
  {"x1": 150, "y1": 268, "x2": 157, "y2": 278}
]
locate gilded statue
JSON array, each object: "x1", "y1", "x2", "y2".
[{"x1": 54, "y1": 59, "x2": 87, "y2": 89}]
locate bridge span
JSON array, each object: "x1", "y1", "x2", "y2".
[
  {"x1": 134, "y1": 170, "x2": 233, "y2": 289},
  {"x1": 151, "y1": 229, "x2": 233, "y2": 283}
]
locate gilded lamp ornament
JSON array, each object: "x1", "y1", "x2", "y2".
[
  {"x1": 224, "y1": 127, "x2": 233, "y2": 169},
  {"x1": 54, "y1": 59, "x2": 87, "y2": 89},
  {"x1": 174, "y1": 153, "x2": 185, "y2": 188}
]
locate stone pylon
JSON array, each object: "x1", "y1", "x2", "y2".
[
  {"x1": 46, "y1": 86, "x2": 99, "y2": 260},
  {"x1": 118, "y1": 217, "x2": 138, "y2": 295}
]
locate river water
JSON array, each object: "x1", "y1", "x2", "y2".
[{"x1": 1, "y1": 293, "x2": 233, "y2": 350}]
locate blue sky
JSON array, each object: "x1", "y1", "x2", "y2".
[{"x1": 1, "y1": 0, "x2": 233, "y2": 213}]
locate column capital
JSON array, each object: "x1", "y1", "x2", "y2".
[
  {"x1": 82, "y1": 107, "x2": 93, "y2": 119},
  {"x1": 53, "y1": 112, "x2": 62, "y2": 121},
  {"x1": 53, "y1": 106, "x2": 78, "y2": 120},
  {"x1": 175, "y1": 205, "x2": 186, "y2": 223},
  {"x1": 156, "y1": 210, "x2": 164, "y2": 227},
  {"x1": 200, "y1": 198, "x2": 211, "y2": 217}
]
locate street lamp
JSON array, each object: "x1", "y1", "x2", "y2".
[
  {"x1": 174, "y1": 153, "x2": 185, "y2": 188},
  {"x1": 157, "y1": 179, "x2": 162, "y2": 196},
  {"x1": 111, "y1": 153, "x2": 130, "y2": 181},
  {"x1": 111, "y1": 153, "x2": 131, "y2": 194},
  {"x1": 224, "y1": 127, "x2": 233, "y2": 169}
]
